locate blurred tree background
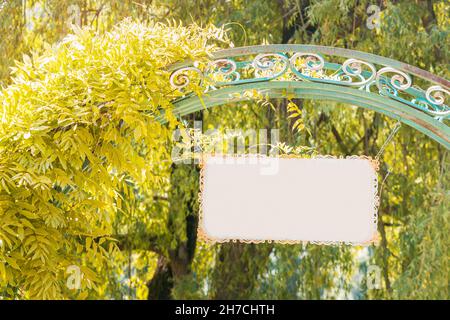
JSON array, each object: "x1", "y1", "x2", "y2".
[{"x1": 0, "y1": 0, "x2": 448, "y2": 299}]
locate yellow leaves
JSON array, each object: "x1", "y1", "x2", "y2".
[
  {"x1": 77, "y1": 290, "x2": 89, "y2": 300},
  {"x1": 80, "y1": 265, "x2": 100, "y2": 283},
  {"x1": 18, "y1": 209, "x2": 39, "y2": 220},
  {"x1": 53, "y1": 168, "x2": 74, "y2": 187},
  {"x1": 133, "y1": 124, "x2": 144, "y2": 141},
  {"x1": 58, "y1": 130, "x2": 77, "y2": 153},
  {"x1": 36, "y1": 235, "x2": 52, "y2": 246},
  {"x1": 2, "y1": 225, "x2": 17, "y2": 238},
  {"x1": 0, "y1": 177, "x2": 11, "y2": 194},
  {"x1": 0, "y1": 19, "x2": 226, "y2": 299},
  {"x1": 287, "y1": 101, "x2": 302, "y2": 119},
  {"x1": 12, "y1": 172, "x2": 34, "y2": 187},
  {"x1": 5, "y1": 256, "x2": 21, "y2": 270},
  {"x1": 20, "y1": 218, "x2": 35, "y2": 230},
  {"x1": 22, "y1": 54, "x2": 33, "y2": 67},
  {"x1": 11, "y1": 54, "x2": 34, "y2": 80},
  {"x1": 81, "y1": 199, "x2": 108, "y2": 210},
  {"x1": 287, "y1": 100, "x2": 310, "y2": 135},
  {"x1": 0, "y1": 262, "x2": 6, "y2": 281},
  {"x1": 17, "y1": 226, "x2": 25, "y2": 241},
  {"x1": 33, "y1": 175, "x2": 53, "y2": 190},
  {"x1": 43, "y1": 211, "x2": 66, "y2": 229},
  {"x1": 15, "y1": 200, "x2": 35, "y2": 212},
  {"x1": 74, "y1": 127, "x2": 94, "y2": 146},
  {"x1": 86, "y1": 237, "x2": 92, "y2": 250},
  {"x1": 21, "y1": 230, "x2": 59, "y2": 264},
  {"x1": 25, "y1": 271, "x2": 62, "y2": 299},
  {"x1": 0, "y1": 233, "x2": 13, "y2": 248},
  {"x1": 75, "y1": 242, "x2": 83, "y2": 254},
  {"x1": 30, "y1": 125, "x2": 51, "y2": 132}
]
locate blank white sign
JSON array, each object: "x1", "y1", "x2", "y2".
[{"x1": 199, "y1": 155, "x2": 379, "y2": 245}]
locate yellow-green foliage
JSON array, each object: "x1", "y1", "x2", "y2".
[{"x1": 0, "y1": 19, "x2": 226, "y2": 299}]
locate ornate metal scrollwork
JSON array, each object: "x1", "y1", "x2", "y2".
[
  {"x1": 206, "y1": 59, "x2": 239, "y2": 84},
  {"x1": 422, "y1": 86, "x2": 450, "y2": 119},
  {"x1": 341, "y1": 59, "x2": 376, "y2": 86},
  {"x1": 168, "y1": 50, "x2": 449, "y2": 121},
  {"x1": 169, "y1": 66, "x2": 203, "y2": 89},
  {"x1": 289, "y1": 52, "x2": 325, "y2": 71},
  {"x1": 376, "y1": 67, "x2": 412, "y2": 92},
  {"x1": 289, "y1": 52, "x2": 325, "y2": 81},
  {"x1": 253, "y1": 53, "x2": 289, "y2": 79},
  {"x1": 426, "y1": 85, "x2": 449, "y2": 106}
]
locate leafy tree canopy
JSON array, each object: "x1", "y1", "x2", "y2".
[
  {"x1": 0, "y1": 0, "x2": 448, "y2": 300},
  {"x1": 0, "y1": 19, "x2": 227, "y2": 299}
]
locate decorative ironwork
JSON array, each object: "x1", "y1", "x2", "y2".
[
  {"x1": 169, "y1": 49, "x2": 450, "y2": 121},
  {"x1": 169, "y1": 66, "x2": 203, "y2": 89},
  {"x1": 253, "y1": 53, "x2": 289, "y2": 80}
]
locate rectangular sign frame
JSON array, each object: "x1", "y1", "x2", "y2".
[{"x1": 198, "y1": 154, "x2": 380, "y2": 246}]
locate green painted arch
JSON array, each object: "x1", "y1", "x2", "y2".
[
  {"x1": 166, "y1": 45, "x2": 450, "y2": 149},
  {"x1": 169, "y1": 45, "x2": 450, "y2": 88},
  {"x1": 169, "y1": 81, "x2": 450, "y2": 149}
]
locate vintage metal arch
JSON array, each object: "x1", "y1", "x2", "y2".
[{"x1": 166, "y1": 45, "x2": 450, "y2": 149}]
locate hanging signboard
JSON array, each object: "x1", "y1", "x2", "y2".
[{"x1": 198, "y1": 155, "x2": 379, "y2": 245}]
